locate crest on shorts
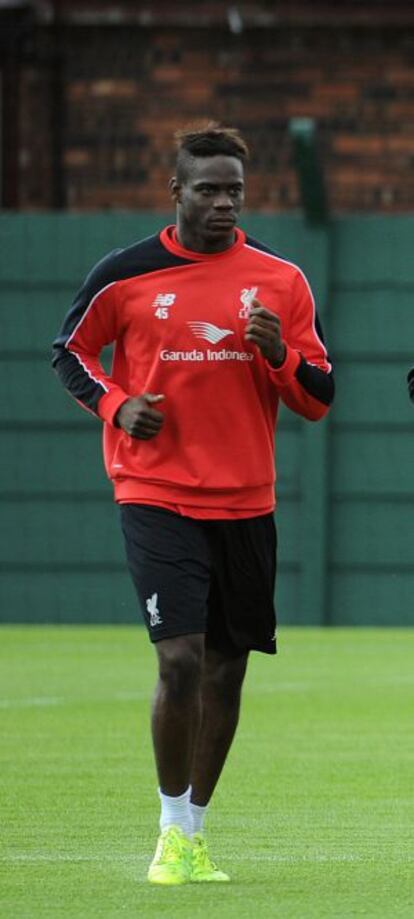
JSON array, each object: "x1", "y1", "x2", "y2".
[{"x1": 146, "y1": 592, "x2": 163, "y2": 627}]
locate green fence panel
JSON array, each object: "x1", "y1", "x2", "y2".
[
  {"x1": 0, "y1": 572, "x2": 139, "y2": 624},
  {"x1": 332, "y1": 431, "x2": 413, "y2": 496},
  {"x1": 332, "y1": 216, "x2": 414, "y2": 286},
  {"x1": 328, "y1": 215, "x2": 414, "y2": 625},
  {"x1": 331, "y1": 290, "x2": 413, "y2": 357},
  {"x1": 0, "y1": 429, "x2": 107, "y2": 496},
  {"x1": 1, "y1": 212, "x2": 413, "y2": 626},
  {"x1": 327, "y1": 572, "x2": 414, "y2": 627}
]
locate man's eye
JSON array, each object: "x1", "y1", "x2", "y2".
[{"x1": 197, "y1": 186, "x2": 242, "y2": 196}]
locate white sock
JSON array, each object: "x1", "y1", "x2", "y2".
[
  {"x1": 190, "y1": 801, "x2": 208, "y2": 835},
  {"x1": 158, "y1": 786, "x2": 192, "y2": 837}
]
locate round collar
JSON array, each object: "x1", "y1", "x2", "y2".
[{"x1": 159, "y1": 225, "x2": 246, "y2": 261}]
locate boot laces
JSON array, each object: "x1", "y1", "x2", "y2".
[
  {"x1": 160, "y1": 829, "x2": 186, "y2": 863},
  {"x1": 193, "y1": 836, "x2": 217, "y2": 871}
]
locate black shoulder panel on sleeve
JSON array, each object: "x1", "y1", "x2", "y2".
[
  {"x1": 315, "y1": 312, "x2": 327, "y2": 345},
  {"x1": 51, "y1": 232, "x2": 196, "y2": 414},
  {"x1": 244, "y1": 234, "x2": 290, "y2": 262},
  {"x1": 52, "y1": 233, "x2": 194, "y2": 355},
  {"x1": 97, "y1": 233, "x2": 195, "y2": 287},
  {"x1": 314, "y1": 311, "x2": 334, "y2": 371}
]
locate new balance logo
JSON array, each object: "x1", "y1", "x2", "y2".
[
  {"x1": 153, "y1": 293, "x2": 176, "y2": 307},
  {"x1": 187, "y1": 322, "x2": 234, "y2": 345},
  {"x1": 239, "y1": 286, "x2": 258, "y2": 318},
  {"x1": 146, "y1": 593, "x2": 163, "y2": 627},
  {"x1": 152, "y1": 293, "x2": 176, "y2": 319}
]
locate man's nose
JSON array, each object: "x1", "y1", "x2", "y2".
[{"x1": 213, "y1": 192, "x2": 233, "y2": 209}]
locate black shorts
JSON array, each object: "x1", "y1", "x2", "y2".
[{"x1": 120, "y1": 504, "x2": 277, "y2": 656}]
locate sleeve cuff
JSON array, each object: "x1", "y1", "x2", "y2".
[
  {"x1": 266, "y1": 343, "x2": 301, "y2": 385},
  {"x1": 97, "y1": 387, "x2": 129, "y2": 425}
]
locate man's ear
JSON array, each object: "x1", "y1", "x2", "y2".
[{"x1": 169, "y1": 176, "x2": 181, "y2": 203}]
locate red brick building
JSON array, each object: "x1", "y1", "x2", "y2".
[{"x1": 2, "y1": 0, "x2": 414, "y2": 211}]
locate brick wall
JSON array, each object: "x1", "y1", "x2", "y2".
[{"x1": 8, "y1": 1, "x2": 414, "y2": 212}]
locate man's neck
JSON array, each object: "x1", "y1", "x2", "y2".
[{"x1": 175, "y1": 224, "x2": 236, "y2": 254}]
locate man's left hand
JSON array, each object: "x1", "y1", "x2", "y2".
[{"x1": 244, "y1": 299, "x2": 286, "y2": 368}]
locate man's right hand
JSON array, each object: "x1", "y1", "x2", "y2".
[{"x1": 115, "y1": 394, "x2": 165, "y2": 439}]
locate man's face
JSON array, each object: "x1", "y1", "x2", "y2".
[{"x1": 171, "y1": 155, "x2": 245, "y2": 249}]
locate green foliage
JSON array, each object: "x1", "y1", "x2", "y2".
[{"x1": 1, "y1": 626, "x2": 413, "y2": 918}]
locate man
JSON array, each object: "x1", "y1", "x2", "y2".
[{"x1": 52, "y1": 122, "x2": 334, "y2": 885}]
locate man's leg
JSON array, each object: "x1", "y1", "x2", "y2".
[
  {"x1": 147, "y1": 632, "x2": 205, "y2": 884},
  {"x1": 185, "y1": 647, "x2": 248, "y2": 882},
  {"x1": 191, "y1": 647, "x2": 249, "y2": 807},
  {"x1": 152, "y1": 633, "x2": 204, "y2": 797}
]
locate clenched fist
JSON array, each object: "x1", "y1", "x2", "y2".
[
  {"x1": 115, "y1": 394, "x2": 165, "y2": 439},
  {"x1": 244, "y1": 299, "x2": 286, "y2": 368}
]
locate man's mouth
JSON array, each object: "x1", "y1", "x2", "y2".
[{"x1": 208, "y1": 216, "x2": 236, "y2": 227}]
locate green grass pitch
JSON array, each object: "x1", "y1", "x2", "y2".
[{"x1": 1, "y1": 626, "x2": 413, "y2": 918}]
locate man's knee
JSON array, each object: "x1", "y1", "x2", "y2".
[
  {"x1": 156, "y1": 634, "x2": 204, "y2": 700},
  {"x1": 203, "y1": 651, "x2": 249, "y2": 705}
]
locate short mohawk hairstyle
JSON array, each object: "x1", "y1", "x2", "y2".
[{"x1": 174, "y1": 120, "x2": 249, "y2": 180}]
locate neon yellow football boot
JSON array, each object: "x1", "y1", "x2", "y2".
[
  {"x1": 147, "y1": 825, "x2": 192, "y2": 885},
  {"x1": 191, "y1": 833, "x2": 230, "y2": 882}
]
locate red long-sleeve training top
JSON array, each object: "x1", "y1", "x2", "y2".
[{"x1": 52, "y1": 226, "x2": 334, "y2": 518}]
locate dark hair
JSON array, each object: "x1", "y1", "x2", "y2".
[{"x1": 175, "y1": 120, "x2": 249, "y2": 181}]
